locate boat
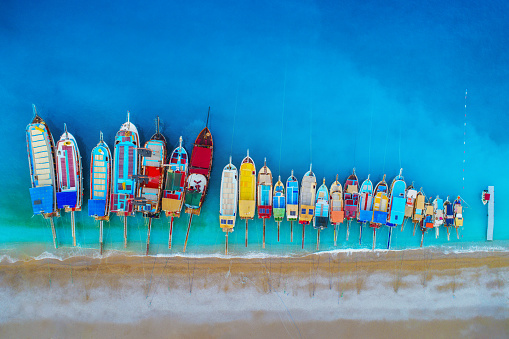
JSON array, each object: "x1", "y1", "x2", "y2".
[
  {"x1": 238, "y1": 150, "x2": 256, "y2": 247},
  {"x1": 135, "y1": 117, "x2": 167, "y2": 255},
  {"x1": 285, "y1": 170, "x2": 299, "y2": 242},
  {"x1": 330, "y1": 175, "x2": 344, "y2": 246},
  {"x1": 443, "y1": 197, "x2": 454, "y2": 240},
  {"x1": 298, "y1": 165, "x2": 316, "y2": 249},
  {"x1": 314, "y1": 178, "x2": 329, "y2": 250},
  {"x1": 481, "y1": 189, "x2": 490, "y2": 205},
  {"x1": 183, "y1": 108, "x2": 214, "y2": 252},
  {"x1": 110, "y1": 111, "x2": 140, "y2": 248},
  {"x1": 402, "y1": 183, "x2": 417, "y2": 231},
  {"x1": 453, "y1": 196, "x2": 463, "y2": 239},
  {"x1": 433, "y1": 196, "x2": 444, "y2": 239},
  {"x1": 343, "y1": 169, "x2": 359, "y2": 241},
  {"x1": 26, "y1": 105, "x2": 60, "y2": 248},
  {"x1": 257, "y1": 159, "x2": 273, "y2": 249},
  {"x1": 55, "y1": 123, "x2": 83, "y2": 247},
  {"x1": 412, "y1": 189, "x2": 426, "y2": 236},
  {"x1": 386, "y1": 169, "x2": 406, "y2": 249},
  {"x1": 370, "y1": 175, "x2": 388, "y2": 250},
  {"x1": 219, "y1": 157, "x2": 238, "y2": 254},
  {"x1": 420, "y1": 198, "x2": 434, "y2": 247},
  {"x1": 273, "y1": 176, "x2": 286, "y2": 242},
  {"x1": 88, "y1": 132, "x2": 112, "y2": 254},
  {"x1": 161, "y1": 136, "x2": 188, "y2": 249},
  {"x1": 357, "y1": 175, "x2": 373, "y2": 245}
]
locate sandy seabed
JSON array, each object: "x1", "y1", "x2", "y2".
[{"x1": 0, "y1": 250, "x2": 508, "y2": 338}]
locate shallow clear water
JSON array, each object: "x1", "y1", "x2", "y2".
[{"x1": 1, "y1": 0, "x2": 508, "y2": 258}]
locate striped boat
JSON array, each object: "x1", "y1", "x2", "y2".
[
  {"x1": 162, "y1": 136, "x2": 188, "y2": 249},
  {"x1": 402, "y1": 183, "x2": 417, "y2": 231},
  {"x1": 239, "y1": 150, "x2": 256, "y2": 247},
  {"x1": 285, "y1": 170, "x2": 298, "y2": 242},
  {"x1": 26, "y1": 105, "x2": 59, "y2": 248},
  {"x1": 443, "y1": 197, "x2": 454, "y2": 241},
  {"x1": 357, "y1": 175, "x2": 373, "y2": 245},
  {"x1": 111, "y1": 111, "x2": 140, "y2": 248},
  {"x1": 343, "y1": 169, "x2": 359, "y2": 240},
  {"x1": 298, "y1": 165, "x2": 316, "y2": 249},
  {"x1": 420, "y1": 198, "x2": 434, "y2": 247},
  {"x1": 411, "y1": 189, "x2": 425, "y2": 237},
  {"x1": 89, "y1": 132, "x2": 112, "y2": 254},
  {"x1": 370, "y1": 175, "x2": 388, "y2": 250},
  {"x1": 330, "y1": 174, "x2": 344, "y2": 246},
  {"x1": 136, "y1": 117, "x2": 167, "y2": 255},
  {"x1": 257, "y1": 159, "x2": 273, "y2": 249},
  {"x1": 219, "y1": 157, "x2": 238, "y2": 254},
  {"x1": 55, "y1": 123, "x2": 83, "y2": 247},
  {"x1": 314, "y1": 178, "x2": 329, "y2": 250},
  {"x1": 273, "y1": 176, "x2": 285, "y2": 242}
]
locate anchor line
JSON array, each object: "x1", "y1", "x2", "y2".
[
  {"x1": 230, "y1": 82, "x2": 239, "y2": 156},
  {"x1": 463, "y1": 89, "x2": 467, "y2": 190},
  {"x1": 279, "y1": 66, "x2": 287, "y2": 175}
]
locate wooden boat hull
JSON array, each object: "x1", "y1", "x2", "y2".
[
  {"x1": 220, "y1": 162, "x2": 238, "y2": 231},
  {"x1": 56, "y1": 129, "x2": 83, "y2": 212},
  {"x1": 26, "y1": 112, "x2": 59, "y2": 218},
  {"x1": 184, "y1": 127, "x2": 213, "y2": 216},
  {"x1": 89, "y1": 135, "x2": 111, "y2": 220},
  {"x1": 298, "y1": 170, "x2": 316, "y2": 225},
  {"x1": 239, "y1": 153, "x2": 256, "y2": 219},
  {"x1": 111, "y1": 116, "x2": 140, "y2": 216},
  {"x1": 285, "y1": 173, "x2": 298, "y2": 221}
]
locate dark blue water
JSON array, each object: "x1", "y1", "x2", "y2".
[{"x1": 1, "y1": 0, "x2": 508, "y2": 258}]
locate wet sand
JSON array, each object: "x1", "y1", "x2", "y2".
[{"x1": 0, "y1": 250, "x2": 508, "y2": 338}]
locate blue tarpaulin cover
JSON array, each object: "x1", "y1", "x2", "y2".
[
  {"x1": 373, "y1": 211, "x2": 388, "y2": 224},
  {"x1": 88, "y1": 199, "x2": 107, "y2": 217},
  {"x1": 358, "y1": 210, "x2": 372, "y2": 222},
  {"x1": 30, "y1": 186, "x2": 54, "y2": 215},
  {"x1": 388, "y1": 198, "x2": 406, "y2": 224},
  {"x1": 57, "y1": 190, "x2": 77, "y2": 209}
]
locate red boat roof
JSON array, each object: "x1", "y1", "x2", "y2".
[{"x1": 190, "y1": 146, "x2": 212, "y2": 169}]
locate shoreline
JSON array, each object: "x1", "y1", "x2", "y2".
[{"x1": 0, "y1": 247, "x2": 508, "y2": 337}]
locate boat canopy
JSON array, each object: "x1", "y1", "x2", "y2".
[
  {"x1": 88, "y1": 199, "x2": 107, "y2": 217},
  {"x1": 190, "y1": 146, "x2": 212, "y2": 170},
  {"x1": 358, "y1": 210, "x2": 372, "y2": 222},
  {"x1": 259, "y1": 185, "x2": 271, "y2": 205},
  {"x1": 166, "y1": 171, "x2": 184, "y2": 191},
  {"x1": 388, "y1": 198, "x2": 406, "y2": 225},
  {"x1": 286, "y1": 182, "x2": 298, "y2": 205},
  {"x1": 373, "y1": 211, "x2": 388, "y2": 224},
  {"x1": 57, "y1": 190, "x2": 77, "y2": 209},
  {"x1": 185, "y1": 191, "x2": 202, "y2": 209},
  {"x1": 29, "y1": 186, "x2": 54, "y2": 215}
]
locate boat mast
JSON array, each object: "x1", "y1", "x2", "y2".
[{"x1": 206, "y1": 106, "x2": 210, "y2": 128}]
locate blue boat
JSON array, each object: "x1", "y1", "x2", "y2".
[
  {"x1": 357, "y1": 175, "x2": 373, "y2": 245},
  {"x1": 26, "y1": 105, "x2": 59, "y2": 248},
  {"x1": 386, "y1": 169, "x2": 406, "y2": 249},
  {"x1": 314, "y1": 178, "x2": 329, "y2": 250},
  {"x1": 285, "y1": 170, "x2": 299, "y2": 242},
  {"x1": 88, "y1": 131, "x2": 112, "y2": 254},
  {"x1": 110, "y1": 112, "x2": 140, "y2": 248}
]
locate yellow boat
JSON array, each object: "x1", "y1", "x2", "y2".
[{"x1": 238, "y1": 150, "x2": 256, "y2": 247}]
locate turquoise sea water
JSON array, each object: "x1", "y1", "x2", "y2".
[{"x1": 1, "y1": 0, "x2": 508, "y2": 259}]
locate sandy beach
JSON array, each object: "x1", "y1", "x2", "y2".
[{"x1": 0, "y1": 250, "x2": 508, "y2": 338}]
